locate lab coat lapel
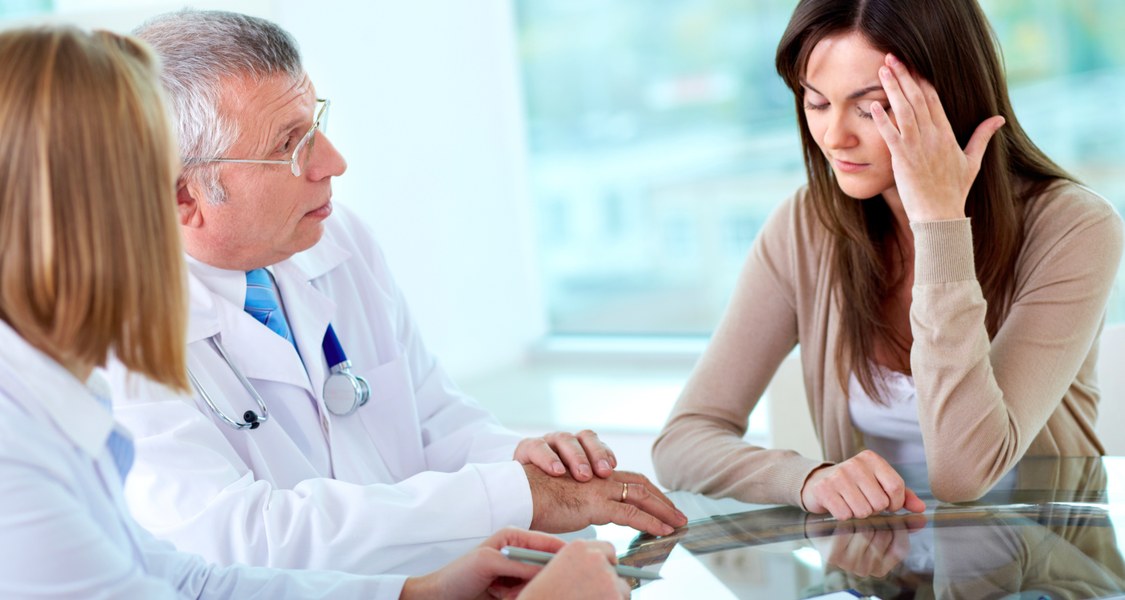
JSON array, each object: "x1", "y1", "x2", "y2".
[
  {"x1": 218, "y1": 301, "x2": 314, "y2": 392},
  {"x1": 186, "y1": 264, "x2": 314, "y2": 393},
  {"x1": 274, "y1": 265, "x2": 335, "y2": 410},
  {"x1": 274, "y1": 235, "x2": 353, "y2": 413}
]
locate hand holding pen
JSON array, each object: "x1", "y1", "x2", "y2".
[
  {"x1": 502, "y1": 545, "x2": 660, "y2": 581},
  {"x1": 513, "y1": 541, "x2": 633, "y2": 599},
  {"x1": 399, "y1": 527, "x2": 631, "y2": 599}
]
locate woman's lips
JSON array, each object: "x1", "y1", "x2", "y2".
[{"x1": 833, "y1": 158, "x2": 869, "y2": 173}]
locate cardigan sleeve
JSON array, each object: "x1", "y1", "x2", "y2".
[
  {"x1": 653, "y1": 192, "x2": 829, "y2": 507},
  {"x1": 911, "y1": 184, "x2": 1123, "y2": 501}
]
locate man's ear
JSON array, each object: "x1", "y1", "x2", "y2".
[{"x1": 176, "y1": 177, "x2": 205, "y2": 228}]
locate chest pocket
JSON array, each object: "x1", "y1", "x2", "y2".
[{"x1": 331, "y1": 356, "x2": 426, "y2": 482}]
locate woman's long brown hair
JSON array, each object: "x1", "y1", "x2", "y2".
[{"x1": 775, "y1": 0, "x2": 1074, "y2": 401}]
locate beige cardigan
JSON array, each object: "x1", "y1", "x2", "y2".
[{"x1": 653, "y1": 182, "x2": 1123, "y2": 505}]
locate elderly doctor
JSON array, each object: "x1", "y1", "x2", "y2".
[{"x1": 108, "y1": 8, "x2": 685, "y2": 577}]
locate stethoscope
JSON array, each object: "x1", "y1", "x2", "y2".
[{"x1": 187, "y1": 324, "x2": 371, "y2": 430}]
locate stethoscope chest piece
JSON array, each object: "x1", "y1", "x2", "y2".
[{"x1": 323, "y1": 366, "x2": 371, "y2": 417}]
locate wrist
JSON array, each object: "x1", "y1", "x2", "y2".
[
  {"x1": 799, "y1": 464, "x2": 832, "y2": 511},
  {"x1": 399, "y1": 574, "x2": 437, "y2": 600},
  {"x1": 908, "y1": 208, "x2": 965, "y2": 222}
]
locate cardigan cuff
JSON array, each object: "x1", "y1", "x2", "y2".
[{"x1": 911, "y1": 218, "x2": 975, "y2": 284}]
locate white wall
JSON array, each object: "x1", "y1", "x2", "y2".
[
  {"x1": 2, "y1": 1, "x2": 547, "y2": 380},
  {"x1": 275, "y1": 1, "x2": 547, "y2": 380}
]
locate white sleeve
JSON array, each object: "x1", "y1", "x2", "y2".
[
  {"x1": 110, "y1": 364, "x2": 532, "y2": 575},
  {"x1": 136, "y1": 520, "x2": 407, "y2": 600},
  {"x1": 0, "y1": 432, "x2": 404, "y2": 599},
  {"x1": 0, "y1": 447, "x2": 180, "y2": 599}
]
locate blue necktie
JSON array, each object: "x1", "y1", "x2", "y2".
[
  {"x1": 94, "y1": 393, "x2": 134, "y2": 481},
  {"x1": 244, "y1": 268, "x2": 296, "y2": 347}
]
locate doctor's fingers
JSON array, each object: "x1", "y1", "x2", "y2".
[
  {"x1": 524, "y1": 430, "x2": 617, "y2": 481},
  {"x1": 575, "y1": 429, "x2": 618, "y2": 477},
  {"x1": 514, "y1": 437, "x2": 567, "y2": 477},
  {"x1": 599, "y1": 475, "x2": 687, "y2": 535},
  {"x1": 543, "y1": 431, "x2": 598, "y2": 481}
]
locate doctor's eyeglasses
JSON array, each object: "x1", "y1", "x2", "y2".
[{"x1": 192, "y1": 98, "x2": 330, "y2": 177}]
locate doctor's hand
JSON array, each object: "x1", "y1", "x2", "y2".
[
  {"x1": 399, "y1": 528, "x2": 629, "y2": 600},
  {"x1": 800, "y1": 450, "x2": 926, "y2": 521},
  {"x1": 524, "y1": 464, "x2": 687, "y2": 537},
  {"x1": 514, "y1": 429, "x2": 617, "y2": 482}
]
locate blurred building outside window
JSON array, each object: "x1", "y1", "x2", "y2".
[{"x1": 515, "y1": 0, "x2": 1125, "y2": 337}]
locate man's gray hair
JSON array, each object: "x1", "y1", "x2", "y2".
[{"x1": 134, "y1": 9, "x2": 304, "y2": 203}]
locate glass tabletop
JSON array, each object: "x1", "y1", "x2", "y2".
[{"x1": 617, "y1": 457, "x2": 1125, "y2": 599}]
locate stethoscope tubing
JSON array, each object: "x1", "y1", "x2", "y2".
[
  {"x1": 190, "y1": 336, "x2": 270, "y2": 430},
  {"x1": 188, "y1": 325, "x2": 369, "y2": 431}
]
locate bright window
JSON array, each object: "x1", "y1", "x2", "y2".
[{"x1": 515, "y1": 0, "x2": 1125, "y2": 335}]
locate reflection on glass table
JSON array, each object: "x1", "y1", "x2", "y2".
[{"x1": 620, "y1": 457, "x2": 1125, "y2": 599}]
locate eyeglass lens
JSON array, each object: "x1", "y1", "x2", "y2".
[{"x1": 292, "y1": 101, "x2": 329, "y2": 177}]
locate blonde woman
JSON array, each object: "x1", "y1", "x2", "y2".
[{"x1": 0, "y1": 26, "x2": 628, "y2": 600}]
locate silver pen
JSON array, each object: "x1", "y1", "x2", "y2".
[{"x1": 500, "y1": 546, "x2": 663, "y2": 581}]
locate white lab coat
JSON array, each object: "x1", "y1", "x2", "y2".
[
  {"x1": 0, "y1": 320, "x2": 402, "y2": 599},
  {"x1": 108, "y1": 205, "x2": 533, "y2": 576}
]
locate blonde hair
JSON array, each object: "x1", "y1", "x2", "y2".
[{"x1": 0, "y1": 26, "x2": 189, "y2": 391}]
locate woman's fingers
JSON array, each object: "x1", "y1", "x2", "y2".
[
  {"x1": 964, "y1": 115, "x2": 1007, "y2": 173},
  {"x1": 804, "y1": 452, "x2": 926, "y2": 520},
  {"x1": 903, "y1": 488, "x2": 928, "y2": 513},
  {"x1": 879, "y1": 63, "x2": 915, "y2": 142},
  {"x1": 885, "y1": 54, "x2": 932, "y2": 127}
]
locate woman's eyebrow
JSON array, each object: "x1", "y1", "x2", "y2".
[
  {"x1": 800, "y1": 80, "x2": 885, "y2": 100},
  {"x1": 846, "y1": 84, "x2": 886, "y2": 100}
]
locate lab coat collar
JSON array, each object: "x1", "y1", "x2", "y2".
[
  {"x1": 287, "y1": 227, "x2": 352, "y2": 282},
  {"x1": 182, "y1": 226, "x2": 350, "y2": 393},
  {"x1": 0, "y1": 320, "x2": 113, "y2": 458},
  {"x1": 183, "y1": 227, "x2": 351, "y2": 345}
]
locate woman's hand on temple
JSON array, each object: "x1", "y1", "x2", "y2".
[
  {"x1": 871, "y1": 53, "x2": 1005, "y2": 222},
  {"x1": 800, "y1": 450, "x2": 926, "y2": 520}
]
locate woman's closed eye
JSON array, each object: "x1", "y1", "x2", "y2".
[{"x1": 856, "y1": 102, "x2": 891, "y2": 120}]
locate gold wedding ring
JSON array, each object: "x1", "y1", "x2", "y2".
[{"x1": 620, "y1": 482, "x2": 628, "y2": 503}]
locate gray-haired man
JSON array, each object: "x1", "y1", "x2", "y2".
[{"x1": 108, "y1": 8, "x2": 685, "y2": 576}]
